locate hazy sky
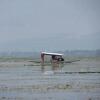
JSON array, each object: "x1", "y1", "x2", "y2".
[{"x1": 0, "y1": 0, "x2": 100, "y2": 52}]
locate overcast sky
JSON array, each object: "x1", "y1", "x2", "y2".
[{"x1": 0, "y1": 0, "x2": 100, "y2": 52}]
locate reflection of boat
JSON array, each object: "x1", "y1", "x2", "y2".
[
  {"x1": 44, "y1": 71, "x2": 54, "y2": 75},
  {"x1": 43, "y1": 70, "x2": 63, "y2": 75}
]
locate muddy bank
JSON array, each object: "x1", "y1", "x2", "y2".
[{"x1": 0, "y1": 57, "x2": 100, "y2": 100}]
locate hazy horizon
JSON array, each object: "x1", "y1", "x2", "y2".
[{"x1": 0, "y1": 0, "x2": 100, "y2": 52}]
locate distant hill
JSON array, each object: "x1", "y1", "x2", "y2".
[
  {"x1": 0, "y1": 52, "x2": 40, "y2": 58},
  {"x1": 0, "y1": 50, "x2": 100, "y2": 58},
  {"x1": 63, "y1": 50, "x2": 100, "y2": 57}
]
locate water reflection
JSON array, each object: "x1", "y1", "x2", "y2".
[{"x1": 41, "y1": 61, "x2": 64, "y2": 72}]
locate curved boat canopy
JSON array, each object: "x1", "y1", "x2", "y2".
[{"x1": 41, "y1": 52, "x2": 63, "y2": 56}]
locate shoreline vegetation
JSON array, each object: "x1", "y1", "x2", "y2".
[{"x1": 0, "y1": 49, "x2": 100, "y2": 58}]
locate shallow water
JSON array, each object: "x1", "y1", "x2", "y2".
[{"x1": 0, "y1": 60, "x2": 100, "y2": 100}]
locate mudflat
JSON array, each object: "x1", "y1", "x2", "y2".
[{"x1": 0, "y1": 57, "x2": 100, "y2": 100}]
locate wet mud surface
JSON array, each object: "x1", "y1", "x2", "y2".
[{"x1": 0, "y1": 58, "x2": 100, "y2": 100}]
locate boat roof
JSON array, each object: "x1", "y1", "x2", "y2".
[{"x1": 41, "y1": 52, "x2": 63, "y2": 56}]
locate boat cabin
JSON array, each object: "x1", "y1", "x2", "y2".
[{"x1": 41, "y1": 52, "x2": 64, "y2": 65}]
